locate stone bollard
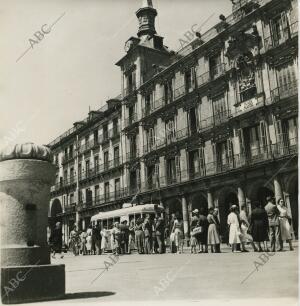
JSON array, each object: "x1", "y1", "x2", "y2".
[{"x1": 0, "y1": 143, "x2": 65, "y2": 304}]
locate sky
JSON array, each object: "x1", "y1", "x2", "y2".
[{"x1": 0, "y1": 0, "x2": 232, "y2": 147}]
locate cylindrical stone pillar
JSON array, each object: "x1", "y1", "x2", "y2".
[
  {"x1": 181, "y1": 195, "x2": 189, "y2": 240},
  {"x1": 207, "y1": 191, "x2": 214, "y2": 209},
  {"x1": 274, "y1": 177, "x2": 283, "y2": 203},
  {"x1": 237, "y1": 187, "x2": 246, "y2": 210},
  {"x1": 0, "y1": 143, "x2": 65, "y2": 304}
]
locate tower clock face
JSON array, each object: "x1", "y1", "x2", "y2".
[{"x1": 124, "y1": 40, "x2": 133, "y2": 52}]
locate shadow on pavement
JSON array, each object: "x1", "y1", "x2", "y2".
[{"x1": 62, "y1": 291, "x2": 115, "y2": 300}]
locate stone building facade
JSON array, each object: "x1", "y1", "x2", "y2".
[{"x1": 49, "y1": 0, "x2": 298, "y2": 243}]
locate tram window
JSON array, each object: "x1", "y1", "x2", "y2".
[
  {"x1": 107, "y1": 219, "x2": 113, "y2": 229},
  {"x1": 103, "y1": 219, "x2": 108, "y2": 229},
  {"x1": 129, "y1": 214, "x2": 135, "y2": 223},
  {"x1": 113, "y1": 217, "x2": 120, "y2": 224}
]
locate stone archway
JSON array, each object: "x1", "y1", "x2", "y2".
[
  {"x1": 247, "y1": 179, "x2": 274, "y2": 207},
  {"x1": 190, "y1": 192, "x2": 208, "y2": 215},
  {"x1": 216, "y1": 187, "x2": 239, "y2": 241}
]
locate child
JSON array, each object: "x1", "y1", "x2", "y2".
[{"x1": 190, "y1": 231, "x2": 197, "y2": 254}]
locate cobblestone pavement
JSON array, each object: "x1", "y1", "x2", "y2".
[{"x1": 36, "y1": 243, "x2": 298, "y2": 306}]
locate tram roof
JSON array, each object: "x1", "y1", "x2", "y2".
[{"x1": 91, "y1": 203, "x2": 164, "y2": 221}]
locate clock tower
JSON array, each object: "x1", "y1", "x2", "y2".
[{"x1": 136, "y1": 0, "x2": 157, "y2": 38}]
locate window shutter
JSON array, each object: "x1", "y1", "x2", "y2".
[
  {"x1": 132, "y1": 70, "x2": 137, "y2": 88},
  {"x1": 227, "y1": 138, "x2": 233, "y2": 167},
  {"x1": 281, "y1": 12, "x2": 290, "y2": 40},
  {"x1": 154, "y1": 163, "x2": 160, "y2": 187},
  {"x1": 212, "y1": 143, "x2": 217, "y2": 173},
  {"x1": 175, "y1": 155, "x2": 181, "y2": 182},
  {"x1": 259, "y1": 121, "x2": 268, "y2": 150},
  {"x1": 191, "y1": 67, "x2": 196, "y2": 89},
  {"x1": 199, "y1": 146, "x2": 206, "y2": 176}
]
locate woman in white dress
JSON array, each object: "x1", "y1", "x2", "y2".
[
  {"x1": 227, "y1": 205, "x2": 241, "y2": 253},
  {"x1": 100, "y1": 227, "x2": 108, "y2": 254},
  {"x1": 277, "y1": 198, "x2": 293, "y2": 251},
  {"x1": 171, "y1": 215, "x2": 184, "y2": 254}
]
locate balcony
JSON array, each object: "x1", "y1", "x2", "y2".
[
  {"x1": 210, "y1": 63, "x2": 226, "y2": 80},
  {"x1": 264, "y1": 21, "x2": 298, "y2": 52},
  {"x1": 196, "y1": 71, "x2": 210, "y2": 88},
  {"x1": 78, "y1": 139, "x2": 95, "y2": 155},
  {"x1": 128, "y1": 137, "x2": 298, "y2": 193},
  {"x1": 124, "y1": 113, "x2": 138, "y2": 128},
  {"x1": 98, "y1": 132, "x2": 109, "y2": 145},
  {"x1": 109, "y1": 127, "x2": 120, "y2": 139},
  {"x1": 173, "y1": 85, "x2": 186, "y2": 101},
  {"x1": 126, "y1": 149, "x2": 139, "y2": 162},
  {"x1": 61, "y1": 153, "x2": 75, "y2": 164},
  {"x1": 64, "y1": 204, "x2": 76, "y2": 214},
  {"x1": 269, "y1": 81, "x2": 298, "y2": 104},
  {"x1": 123, "y1": 85, "x2": 137, "y2": 98},
  {"x1": 198, "y1": 109, "x2": 231, "y2": 131},
  {"x1": 142, "y1": 97, "x2": 168, "y2": 118}
]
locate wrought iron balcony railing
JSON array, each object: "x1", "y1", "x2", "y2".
[
  {"x1": 269, "y1": 81, "x2": 298, "y2": 104},
  {"x1": 264, "y1": 21, "x2": 298, "y2": 52},
  {"x1": 124, "y1": 113, "x2": 138, "y2": 127}
]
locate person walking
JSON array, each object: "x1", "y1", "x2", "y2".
[
  {"x1": 172, "y1": 214, "x2": 184, "y2": 254},
  {"x1": 80, "y1": 229, "x2": 88, "y2": 255},
  {"x1": 135, "y1": 217, "x2": 145, "y2": 254},
  {"x1": 120, "y1": 220, "x2": 129, "y2": 254},
  {"x1": 86, "y1": 231, "x2": 92, "y2": 255},
  {"x1": 111, "y1": 222, "x2": 121, "y2": 255},
  {"x1": 49, "y1": 222, "x2": 64, "y2": 259},
  {"x1": 239, "y1": 205, "x2": 257, "y2": 252},
  {"x1": 169, "y1": 213, "x2": 177, "y2": 253},
  {"x1": 198, "y1": 208, "x2": 209, "y2": 253},
  {"x1": 277, "y1": 198, "x2": 294, "y2": 251},
  {"x1": 190, "y1": 209, "x2": 200, "y2": 252},
  {"x1": 265, "y1": 196, "x2": 283, "y2": 252},
  {"x1": 207, "y1": 208, "x2": 220, "y2": 253},
  {"x1": 69, "y1": 226, "x2": 80, "y2": 256},
  {"x1": 227, "y1": 205, "x2": 242, "y2": 253},
  {"x1": 100, "y1": 227, "x2": 108, "y2": 254},
  {"x1": 249, "y1": 201, "x2": 269, "y2": 252},
  {"x1": 155, "y1": 216, "x2": 165, "y2": 254},
  {"x1": 143, "y1": 216, "x2": 152, "y2": 254},
  {"x1": 128, "y1": 220, "x2": 135, "y2": 254},
  {"x1": 94, "y1": 224, "x2": 102, "y2": 255},
  {"x1": 213, "y1": 208, "x2": 222, "y2": 253}
]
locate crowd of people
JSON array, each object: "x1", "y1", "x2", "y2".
[{"x1": 49, "y1": 196, "x2": 294, "y2": 258}]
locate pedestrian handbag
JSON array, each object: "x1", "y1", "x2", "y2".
[
  {"x1": 170, "y1": 232, "x2": 175, "y2": 242},
  {"x1": 192, "y1": 226, "x2": 203, "y2": 236}
]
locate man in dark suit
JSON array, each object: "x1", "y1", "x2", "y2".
[{"x1": 264, "y1": 196, "x2": 283, "y2": 252}]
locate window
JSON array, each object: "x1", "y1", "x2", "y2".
[
  {"x1": 104, "y1": 182, "x2": 110, "y2": 201},
  {"x1": 188, "y1": 107, "x2": 198, "y2": 133},
  {"x1": 94, "y1": 156, "x2": 99, "y2": 172},
  {"x1": 185, "y1": 69, "x2": 192, "y2": 92},
  {"x1": 166, "y1": 119, "x2": 176, "y2": 144},
  {"x1": 199, "y1": 147, "x2": 206, "y2": 176},
  {"x1": 115, "y1": 178, "x2": 121, "y2": 198},
  {"x1": 78, "y1": 163, "x2": 82, "y2": 179},
  {"x1": 148, "y1": 128, "x2": 156, "y2": 150},
  {"x1": 216, "y1": 140, "x2": 233, "y2": 171},
  {"x1": 114, "y1": 147, "x2": 120, "y2": 166},
  {"x1": 86, "y1": 188, "x2": 93, "y2": 206},
  {"x1": 85, "y1": 160, "x2": 90, "y2": 177},
  {"x1": 113, "y1": 118, "x2": 119, "y2": 136},
  {"x1": 69, "y1": 145, "x2": 73, "y2": 158},
  {"x1": 164, "y1": 81, "x2": 173, "y2": 104},
  {"x1": 94, "y1": 129, "x2": 98, "y2": 144},
  {"x1": 104, "y1": 151, "x2": 109, "y2": 170},
  {"x1": 63, "y1": 169, "x2": 67, "y2": 182},
  {"x1": 70, "y1": 193, "x2": 74, "y2": 205},
  {"x1": 130, "y1": 171, "x2": 137, "y2": 193},
  {"x1": 209, "y1": 53, "x2": 222, "y2": 80},
  {"x1": 271, "y1": 12, "x2": 290, "y2": 46},
  {"x1": 189, "y1": 150, "x2": 200, "y2": 178},
  {"x1": 129, "y1": 136, "x2": 137, "y2": 159},
  {"x1": 128, "y1": 106, "x2": 135, "y2": 124},
  {"x1": 212, "y1": 94, "x2": 228, "y2": 123},
  {"x1": 103, "y1": 124, "x2": 108, "y2": 141},
  {"x1": 95, "y1": 185, "x2": 100, "y2": 201},
  {"x1": 276, "y1": 63, "x2": 297, "y2": 98},
  {"x1": 167, "y1": 156, "x2": 180, "y2": 184},
  {"x1": 70, "y1": 167, "x2": 74, "y2": 183},
  {"x1": 145, "y1": 93, "x2": 152, "y2": 115}
]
